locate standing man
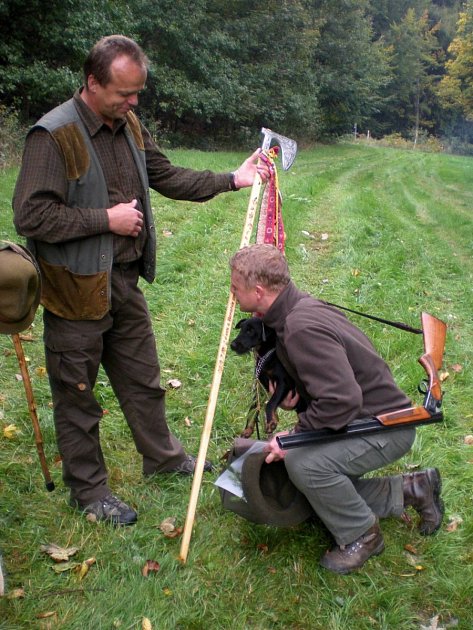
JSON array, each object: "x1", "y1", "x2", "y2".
[
  {"x1": 13, "y1": 35, "x2": 269, "y2": 526},
  {"x1": 229, "y1": 244, "x2": 443, "y2": 574}
]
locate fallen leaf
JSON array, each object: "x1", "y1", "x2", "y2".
[
  {"x1": 102, "y1": 409, "x2": 109, "y2": 415},
  {"x1": 257, "y1": 543, "x2": 269, "y2": 554},
  {"x1": 7, "y1": 588, "x2": 25, "y2": 599},
  {"x1": 351, "y1": 268, "x2": 361, "y2": 277},
  {"x1": 142, "y1": 618, "x2": 153, "y2": 630},
  {"x1": 321, "y1": 233, "x2": 329, "y2": 240},
  {"x1": 3, "y1": 424, "x2": 21, "y2": 439},
  {"x1": 15, "y1": 373, "x2": 23, "y2": 381},
  {"x1": 159, "y1": 517, "x2": 182, "y2": 538},
  {"x1": 162, "y1": 229, "x2": 173, "y2": 237},
  {"x1": 439, "y1": 371, "x2": 449, "y2": 382},
  {"x1": 86, "y1": 513, "x2": 98, "y2": 523},
  {"x1": 267, "y1": 566, "x2": 277, "y2": 574},
  {"x1": 163, "y1": 588, "x2": 172, "y2": 596},
  {"x1": 142, "y1": 560, "x2": 160, "y2": 577},
  {"x1": 77, "y1": 557, "x2": 96, "y2": 580},
  {"x1": 40, "y1": 543, "x2": 79, "y2": 562},
  {"x1": 166, "y1": 379, "x2": 181, "y2": 389},
  {"x1": 51, "y1": 561, "x2": 80, "y2": 573},
  {"x1": 404, "y1": 544, "x2": 418, "y2": 555},
  {"x1": 420, "y1": 614, "x2": 446, "y2": 630},
  {"x1": 451, "y1": 364, "x2": 463, "y2": 373},
  {"x1": 36, "y1": 612, "x2": 57, "y2": 619},
  {"x1": 464, "y1": 435, "x2": 473, "y2": 445},
  {"x1": 446, "y1": 516, "x2": 463, "y2": 532},
  {"x1": 35, "y1": 366, "x2": 47, "y2": 377},
  {"x1": 184, "y1": 417, "x2": 192, "y2": 428},
  {"x1": 187, "y1": 319, "x2": 195, "y2": 326}
]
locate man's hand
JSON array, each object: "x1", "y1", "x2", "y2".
[
  {"x1": 232, "y1": 148, "x2": 270, "y2": 188},
  {"x1": 264, "y1": 431, "x2": 289, "y2": 464},
  {"x1": 268, "y1": 381, "x2": 300, "y2": 411},
  {"x1": 107, "y1": 199, "x2": 143, "y2": 237}
]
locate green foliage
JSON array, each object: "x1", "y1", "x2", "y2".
[
  {"x1": 1, "y1": 146, "x2": 473, "y2": 628},
  {"x1": 438, "y1": 2, "x2": 473, "y2": 119}
]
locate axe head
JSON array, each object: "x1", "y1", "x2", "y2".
[{"x1": 260, "y1": 127, "x2": 297, "y2": 171}]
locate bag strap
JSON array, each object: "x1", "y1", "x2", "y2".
[{"x1": 323, "y1": 301, "x2": 423, "y2": 334}]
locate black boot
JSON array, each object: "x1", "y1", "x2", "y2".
[{"x1": 403, "y1": 468, "x2": 443, "y2": 535}]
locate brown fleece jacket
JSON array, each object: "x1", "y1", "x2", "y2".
[{"x1": 263, "y1": 282, "x2": 412, "y2": 432}]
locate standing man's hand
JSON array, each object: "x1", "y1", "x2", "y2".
[
  {"x1": 264, "y1": 431, "x2": 289, "y2": 464},
  {"x1": 232, "y1": 148, "x2": 271, "y2": 188},
  {"x1": 107, "y1": 199, "x2": 143, "y2": 237}
]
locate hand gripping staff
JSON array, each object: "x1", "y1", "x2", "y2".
[
  {"x1": 179, "y1": 128, "x2": 297, "y2": 563},
  {"x1": 277, "y1": 312, "x2": 447, "y2": 450}
]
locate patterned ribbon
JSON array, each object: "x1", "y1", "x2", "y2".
[{"x1": 256, "y1": 147, "x2": 285, "y2": 253}]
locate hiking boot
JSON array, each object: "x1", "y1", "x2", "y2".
[
  {"x1": 319, "y1": 521, "x2": 385, "y2": 574},
  {"x1": 71, "y1": 494, "x2": 137, "y2": 526},
  {"x1": 403, "y1": 468, "x2": 443, "y2": 535},
  {"x1": 164, "y1": 455, "x2": 213, "y2": 475}
]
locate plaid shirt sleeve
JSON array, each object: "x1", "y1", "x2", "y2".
[{"x1": 13, "y1": 129, "x2": 109, "y2": 243}]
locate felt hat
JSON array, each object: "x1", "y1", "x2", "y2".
[
  {"x1": 0, "y1": 241, "x2": 41, "y2": 334},
  {"x1": 220, "y1": 439, "x2": 314, "y2": 527}
]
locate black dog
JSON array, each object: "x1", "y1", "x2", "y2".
[{"x1": 230, "y1": 317, "x2": 306, "y2": 437}]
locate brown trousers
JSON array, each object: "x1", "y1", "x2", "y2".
[{"x1": 43, "y1": 263, "x2": 186, "y2": 504}]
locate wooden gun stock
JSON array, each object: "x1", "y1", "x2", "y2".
[
  {"x1": 377, "y1": 312, "x2": 446, "y2": 427},
  {"x1": 277, "y1": 312, "x2": 447, "y2": 449}
]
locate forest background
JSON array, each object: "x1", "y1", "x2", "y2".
[{"x1": 2, "y1": 0, "x2": 473, "y2": 161}]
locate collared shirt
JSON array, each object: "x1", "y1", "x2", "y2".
[{"x1": 13, "y1": 89, "x2": 233, "y2": 263}]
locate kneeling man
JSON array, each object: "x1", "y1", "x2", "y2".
[{"x1": 229, "y1": 244, "x2": 443, "y2": 574}]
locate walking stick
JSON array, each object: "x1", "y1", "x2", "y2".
[
  {"x1": 179, "y1": 129, "x2": 297, "y2": 563},
  {"x1": 11, "y1": 333, "x2": 55, "y2": 492}
]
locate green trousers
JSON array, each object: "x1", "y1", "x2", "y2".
[{"x1": 284, "y1": 427, "x2": 416, "y2": 545}]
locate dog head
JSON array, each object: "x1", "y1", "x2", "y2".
[{"x1": 230, "y1": 317, "x2": 275, "y2": 354}]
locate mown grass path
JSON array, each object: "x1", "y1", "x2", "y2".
[{"x1": 0, "y1": 144, "x2": 472, "y2": 629}]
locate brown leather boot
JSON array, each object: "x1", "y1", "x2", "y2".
[
  {"x1": 403, "y1": 468, "x2": 443, "y2": 535},
  {"x1": 319, "y1": 521, "x2": 385, "y2": 574}
]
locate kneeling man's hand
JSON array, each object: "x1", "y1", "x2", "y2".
[
  {"x1": 268, "y1": 381, "x2": 300, "y2": 410},
  {"x1": 264, "y1": 432, "x2": 288, "y2": 464}
]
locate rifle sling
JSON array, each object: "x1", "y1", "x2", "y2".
[{"x1": 323, "y1": 302, "x2": 423, "y2": 334}]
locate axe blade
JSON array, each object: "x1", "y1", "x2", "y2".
[{"x1": 260, "y1": 127, "x2": 297, "y2": 171}]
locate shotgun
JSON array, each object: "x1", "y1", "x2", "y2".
[{"x1": 277, "y1": 312, "x2": 446, "y2": 450}]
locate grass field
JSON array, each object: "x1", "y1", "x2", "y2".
[{"x1": 0, "y1": 142, "x2": 472, "y2": 629}]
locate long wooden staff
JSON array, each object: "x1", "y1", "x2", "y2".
[
  {"x1": 11, "y1": 333, "x2": 55, "y2": 492},
  {"x1": 179, "y1": 172, "x2": 264, "y2": 563}
]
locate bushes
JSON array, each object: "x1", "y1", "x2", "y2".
[{"x1": 0, "y1": 106, "x2": 26, "y2": 169}]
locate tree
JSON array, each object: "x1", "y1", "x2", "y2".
[
  {"x1": 378, "y1": 8, "x2": 441, "y2": 142},
  {"x1": 438, "y1": 2, "x2": 473, "y2": 119},
  {"x1": 0, "y1": 0, "x2": 134, "y2": 120}
]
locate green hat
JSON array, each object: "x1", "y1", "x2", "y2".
[
  {"x1": 220, "y1": 438, "x2": 314, "y2": 527},
  {"x1": 0, "y1": 241, "x2": 41, "y2": 334}
]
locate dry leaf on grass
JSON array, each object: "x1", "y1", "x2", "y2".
[
  {"x1": 142, "y1": 618, "x2": 153, "y2": 630},
  {"x1": 77, "y1": 557, "x2": 96, "y2": 580},
  {"x1": 464, "y1": 435, "x2": 473, "y2": 445},
  {"x1": 142, "y1": 560, "x2": 160, "y2": 577},
  {"x1": 446, "y1": 515, "x2": 463, "y2": 532},
  {"x1": 51, "y1": 562, "x2": 80, "y2": 573},
  {"x1": 439, "y1": 371, "x2": 449, "y2": 382},
  {"x1": 184, "y1": 417, "x2": 192, "y2": 427},
  {"x1": 420, "y1": 614, "x2": 446, "y2": 630},
  {"x1": 36, "y1": 612, "x2": 57, "y2": 620},
  {"x1": 451, "y1": 363, "x2": 463, "y2": 373},
  {"x1": 166, "y1": 379, "x2": 181, "y2": 389},
  {"x1": 7, "y1": 588, "x2": 25, "y2": 599},
  {"x1": 40, "y1": 543, "x2": 79, "y2": 562},
  {"x1": 3, "y1": 424, "x2": 21, "y2": 439},
  {"x1": 159, "y1": 517, "x2": 182, "y2": 539}
]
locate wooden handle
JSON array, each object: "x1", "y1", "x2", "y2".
[
  {"x1": 179, "y1": 174, "x2": 263, "y2": 563},
  {"x1": 12, "y1": 334, "x2": 55, "y2": 491}
]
